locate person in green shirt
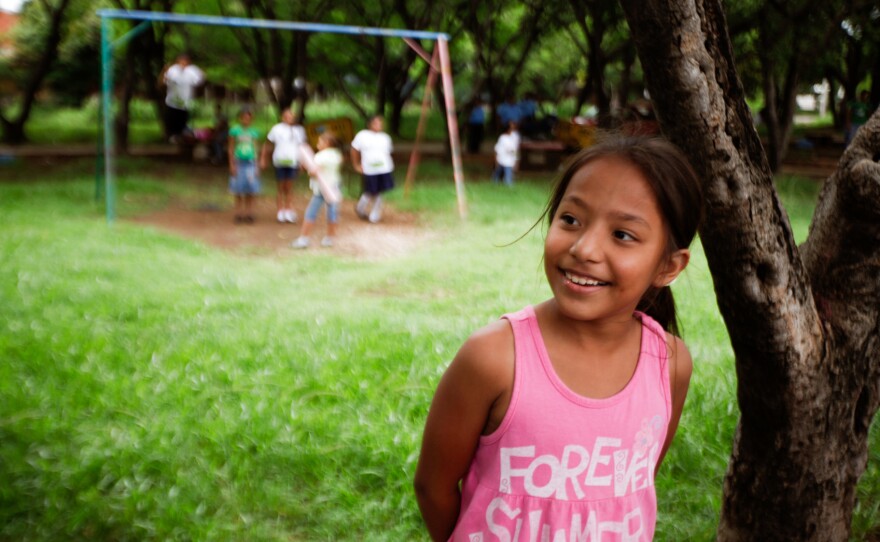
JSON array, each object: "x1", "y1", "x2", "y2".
[{"x1": 228, "y1": 108, "x2": 262, "y2": 223}]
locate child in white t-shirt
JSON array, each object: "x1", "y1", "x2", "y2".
[
  {"x1": 292, "y1": 132, "x2": 344, "y2": 249},
  {"x1": 162, "y1": 53, "x2": 204, "y2": 140},
  {"x1": 260, "y1": 108, "x2": 307, "y2": 223},
  {"x1": 491, "y1": 121, "x2": 519, "y2": 186},
  {"x1": 350, "y1": 115, "x2": 394, "y2": 223}
]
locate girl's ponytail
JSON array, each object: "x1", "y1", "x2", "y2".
[{"x1": 637, "y1": 285, "x2": 678, "y2": 336}]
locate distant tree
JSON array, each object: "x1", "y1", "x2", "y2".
[
  {"x1": 725, "y1": 0, "x2": 856, "y2": 171},
  {"x1": 822, "y1": 3, "x2": 880, "y2": 127},
  {"x1": 215, "y1": 0, "x2": 332, "y2": 119},
  {"x1": 622, "y1": 0, "x2": 880, "y2": 539},
  {"x1": 559, "y1": 0, "x2": 629, "y2": 124},
  {"x1": 109, "y1": 0, "x2": 174, "y2": 151},
  {"x1": 452, "y1": 0, "x2": 553, "y2": 131},
  {"x1": 315, "y1": 1, "x2": 433, "y2": 134},
  {"x1": 44, "y1": 8, "x2": 101, "y2": 107},
  {"x1": 0, "y1": 0, "x2": 74, "y2": 144},
  {"x1": 383, "y1": 0, "x2": 457, "y2": 135}
]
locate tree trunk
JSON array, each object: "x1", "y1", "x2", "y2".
[
  {"x1": 293, "y1": 33, "x2": 309, "y2": 119},
  {"x1": 574, "y1": 71, "x2": 594, "y2": 118},
  {"x1": 0, "y1": 118, "x2": 26, "y2": 145},
  {"x1": 587, "y1": 29, "x2": 611, "y2": 125},
  {"x1": 115, "y1": 41, "x2": 139, "y2": 154},
  {"x1": 758, "y1": 31, "x2": 799, "y2": 172},
  {"x1": 619, "y1": 1, "x2": 880, "y2": 540},
  {"x1": 617, "y1": 44, "x2": 635, "y2": 109},
  {"x1": 0, "y1": 0, "x2": 72, "y2": 145},
  {"x1": 375, "y1": 38, "x2": 388, "y2": 118},
  {"x1": 389, "y1": 100, "x2": 405, "y2": 138}
]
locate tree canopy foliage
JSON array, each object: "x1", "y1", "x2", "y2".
[{"x1": 1, "y1": 1, "x2": 878, "y2": 149}]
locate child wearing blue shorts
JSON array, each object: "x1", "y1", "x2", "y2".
[{"x1": 227, "y1": 108, "x2": 261, "y2": 223}]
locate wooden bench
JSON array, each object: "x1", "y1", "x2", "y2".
[{"x1": 519, "y1": 140, "x2": 568, "y2": 171}]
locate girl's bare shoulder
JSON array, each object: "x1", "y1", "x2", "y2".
[
  {"x1": 448, "y1": 319, "x2": 517, "y2": 434},
  {"x1": 453, "y1": 318, "x2": 515, "y2": 383}
]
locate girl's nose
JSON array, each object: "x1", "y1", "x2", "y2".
[{"x1": 569, "y1": 230, "x2": 601, "y2": 262}]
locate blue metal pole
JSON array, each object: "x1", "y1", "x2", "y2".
[
  {"x1": 96, "y1": 9, "x2": 449, "y2": 40},
  {"x1": 114, "y1": 20, "x2": 152, "y2": 47},
  {"x1": 101, "y1": 17, "x2": 115, "y2": 224},
  {"x1": 99, "y1": 19, "x2": 153, "y2": 224}
]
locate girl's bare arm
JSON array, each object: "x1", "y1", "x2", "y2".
[{"x1": 414, "y1": 320, "x2": 514, "y2": 541}]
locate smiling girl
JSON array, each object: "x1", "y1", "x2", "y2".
[{"x1": 414, "y1": 136, "x2": 703, "y2": 541}]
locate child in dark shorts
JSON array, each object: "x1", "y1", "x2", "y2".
[
  {"x1": 351, "y1": 115, "x2": 395, "y2": 223},
  {"x1": 260, "y1": 108, "x2": 307, "y2": 223}
]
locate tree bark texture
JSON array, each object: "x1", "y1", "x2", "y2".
[{"x1": 619, "y1": 1, "x2": 880, "y2": 540}]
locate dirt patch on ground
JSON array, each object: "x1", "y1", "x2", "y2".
[{"x1": 128, "y1": 192, "x2": 437, "y2": 260}]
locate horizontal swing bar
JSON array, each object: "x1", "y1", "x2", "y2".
[{"x1": 96, "y1": 9, "x2": 450, "y2": 41}]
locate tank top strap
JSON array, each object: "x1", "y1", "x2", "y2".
[
  {"x1": 487, "y1": 306, "x2": 543, "y2": 444},
  {"x1": 634, "y1": 311, "x2": 672, "y2": 414},
  {"x1": 501, "y1": 305, "x2": 538, "y2": 359}
]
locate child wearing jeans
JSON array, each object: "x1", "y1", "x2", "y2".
[
  {"x1": 227, "y1": 108, "x2": 261, "y2": 223},
  {"x1": 292, "y1": 132, "x2": 344, "y2": 249},
  {"x1": 491, "y1": 120, "x2": 519, "y2": 186}
]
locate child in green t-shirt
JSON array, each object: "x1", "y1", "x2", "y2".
[{"x1": 227, "y1": 108, "x2": 262, "y2": 224}]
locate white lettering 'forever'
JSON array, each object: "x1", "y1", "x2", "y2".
[{"x1": 498, "y1": 439, "x2": 657, "y2": 499}]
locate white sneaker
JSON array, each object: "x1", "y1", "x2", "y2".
[
  {"x1": 277, "y1": 210, "x2": 285, "y2": 223},
  {"x1": 320, "y1": 236, "x2": 334, "y2": 247},
  {"x1": 291, "y1": 236, "x2": 310, "y2": 249},
  {"x1": 285, "y1": 210, "x2": 298, "y2": 223}
]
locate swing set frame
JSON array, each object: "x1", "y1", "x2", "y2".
[{"x1": 96, "y1": 9, "x2": 467, "y2": 223}]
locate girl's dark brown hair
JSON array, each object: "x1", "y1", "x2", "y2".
[{"x1": 542, "y1": 135, "x2": 703, "y2": 336}]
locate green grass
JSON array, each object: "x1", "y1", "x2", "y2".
[{"x1": 0, "y1": 157, "x2": 877, "y2": 540}]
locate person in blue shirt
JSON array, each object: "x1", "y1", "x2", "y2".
[
  {"x1": 466, "y1": 98, "x2": 486, "y2": 154},
  {"x1": 497, "y1": 95, "x2": 523, "y2": 133}
]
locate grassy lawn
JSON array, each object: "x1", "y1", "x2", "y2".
[{"x1": 0, "y1": 156, "x2": 877, "y2": 540}]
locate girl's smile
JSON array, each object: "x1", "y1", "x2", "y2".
[{"x1": 563, "y1": 269, "x2": 610, "y2": 287}]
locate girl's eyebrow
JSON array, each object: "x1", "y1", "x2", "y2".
[
  {"x1": 608, "y1": 210, "x2": 650, "y2": 227},
  {"x1": 561, "y1": 194, "x2": 590, "y2": 208},
  {"x1": 561, "y1": 195, "x2": 650, "y2": 227}
]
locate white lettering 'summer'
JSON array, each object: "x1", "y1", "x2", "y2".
[{"x1": 479, "y1": 498, "x2": 644, "y2": 541}]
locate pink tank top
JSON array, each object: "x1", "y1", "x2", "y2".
[{"x1": 451, "y1": 306, "x2": 672, "y2": 542}]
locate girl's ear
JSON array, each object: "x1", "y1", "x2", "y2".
[{"x1": 653, "y1": 248, "x2": 690, "y2": 288}]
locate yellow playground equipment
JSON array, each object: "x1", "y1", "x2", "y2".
[
  {"x1": 553, "y1": 117, "x2": 597, "y2": 150},
  {"x1": 304, "y1": 117, "x2": 354, "y2": 148}
]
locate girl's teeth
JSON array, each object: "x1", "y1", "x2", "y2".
[{"x1": 565, "y1": 271, "x2": 606, "y2": 286}]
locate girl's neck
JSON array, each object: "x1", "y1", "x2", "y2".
[
  {"x1": 534, "y1": 299, "x2": 644, "y2": 399},
  {"x1": 535, "y1": 299, "x2": 641, "y2": 349}
]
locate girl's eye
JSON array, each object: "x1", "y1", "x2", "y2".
[
  {"x1": 613, "y1": 230, "x2": 636, "y2": 241},
  {"x1": 560, "y1": 214, "x2": 579, "y2": 226}
]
